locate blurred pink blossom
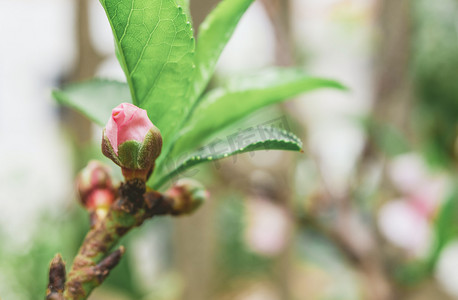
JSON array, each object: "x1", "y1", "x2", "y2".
[
  {"x1": 378, "y1": 198, "x2": 432, "y2": 256},
  {"x1": 244, "y1": 199, "x2": 289, "y2": 257},
  {"x1": 388, "y1": 153, "x2": 448, "y2": 218},
  {"x1": 379, "y1": 153, "x2": 450, "y2": 256}
]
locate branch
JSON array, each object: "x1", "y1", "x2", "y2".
[
  {"x1": 64, "y1": 247, "x2": 125, "y2": 299},
  {"x1": 56, "y1": 178, "x2": 205, "y2": 299},
  {"x1": 62, "y1": 180, "x2": 173, "y2": 299}
]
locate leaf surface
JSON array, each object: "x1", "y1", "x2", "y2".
[
  {"x1": 174, "y1": 0, "x2": 191, "y2": 22},
  {"x1": 173, "y1": 68, "x2": 346, "y2": 156},
  {"x1": 52, "y1": 79, "x2": 131, "y2": 126},
  {"x1": 152, "y1": 126, "x2": 302, "y2": 189}
]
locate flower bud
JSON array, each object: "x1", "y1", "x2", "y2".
[
  {"x1": 102, "y1": 103, "x2": 162, "y2": 181},
  {"x1": 47, "y1": 253, "x2": 66, "y2": 300},
  {"x1": 86, "y1": 189, "x2": 114, "y2": 211},
  {"x1": 76, "y1": 161, "x2": 116, "y2": 224},
  {"x1": 165, "y1": 179, "x2": 209, "y2": 215},
  {"x1": 76, "y1": 160, "x2": 113, "y2": 203}
]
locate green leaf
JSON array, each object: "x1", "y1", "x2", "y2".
[
  {"x1": 52, "y1": 79, "x2": 131, "y2": 126},
  {"x1": 100, "y1": 0, "x2": 195, "y2": 142},
  {"x1": 174, "y1": 0, "x2": 191, "y2": 23},
  {"x1": 173, "y1": 68, "x2": 346, "y2": 157},
  {"x1": 156, "y1": 0, "x2": 254, "y2": 173},
  {"x1": 190, "y1": 0, "x2": 254, "y2": 103},
  {"x1": 427, "y1": 186, "x2": 458, "y2": 270},
  {"x1": 152, "y1": 126, "x2": 302, "y2": 189}
]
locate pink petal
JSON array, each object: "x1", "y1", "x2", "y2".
[{"x1": 105, "y1": 103, "x2": 154, "y2": 155}]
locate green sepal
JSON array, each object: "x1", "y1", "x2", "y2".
[
  {"x1": 102, "y1": 127, "x2": 163, "y2": 181},
  {"x1": 138, "y1": 127, "x2": 163, "y2": 170},
  {"x1": 117, "y1": 141, "x2": 142, "y2": 170},
  {"x1": 101, "y1": 129, "x2": 121, "y2": 166}
]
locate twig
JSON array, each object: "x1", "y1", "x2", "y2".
[{"x1": 59, "y1": 179, "x2": 180, "y2": 299}]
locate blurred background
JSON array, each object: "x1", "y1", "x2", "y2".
[{"x1": 0, "y1": 0, "x2": 457, "y2": 299}]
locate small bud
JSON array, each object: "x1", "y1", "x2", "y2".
[
  {"x1": 102, "y1": 103, "x2": 162, "y2": 181},
  {"x1": 47, "y1": 254, "x2": 66, "y2": 299},
  {"x1": 165, "y1": 179, "x2": 209, "y2": 215},
  {"x1": 76, "y1": 161, "x2": 116, "y2": 224},
  {"x1": 86, "y1": 189, "x2": 114, "y2": 210},
  {"x1": 76, "y1": 161, "x2": 114, "y2": 202}
]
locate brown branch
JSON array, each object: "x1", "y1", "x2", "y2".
[
  {"x1": 51, "y1": 183, "x2": 161, "y2": 298},
  {"x1": 63, "y1": 180, "x2": 164, "y2": 299},
  {"x1": 64, "y1": 247, "x2": 126, "y2": 298},
  {"x1": 55, "y1": 178, "x2": 203, "y2": 300}
]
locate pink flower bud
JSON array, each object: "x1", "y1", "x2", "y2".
[
  {"x1": 86, "y1": 189, "x2": 115, "y2": 211},
  {"x1": 76, "y1": 160, "x2": 113, "y2": 202},
  {"x1": 87, "y1": 188, "x2": 116, "y2": 226},
  {"x1": 105, "y1": 103, "x2": 154, "y2": 155},
  {"x1": 102, "y1": 103, "x2": 162, "y2": 181},
  {"x1": 76, "y1": 161, "x2": 117, "y2": 225}
]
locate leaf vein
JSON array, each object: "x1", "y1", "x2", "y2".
[
  {"x1": 129, "y1": 0, "x2": 163, "y2": 78},
  {"x1": 119, "y1": 0, "x2": 135, "y2": 44}
]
